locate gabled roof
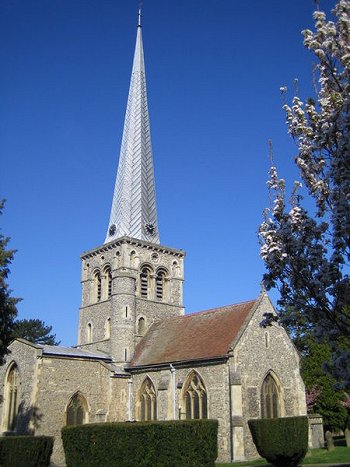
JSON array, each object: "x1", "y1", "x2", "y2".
[{"x1": 129, "y1": 299, "x2": 258, "y2": 368}]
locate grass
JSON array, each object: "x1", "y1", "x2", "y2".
[{"x1": 216, "y1": 446, "x2": 350, "y2": 466}]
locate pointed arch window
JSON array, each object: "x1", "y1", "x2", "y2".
[
  {"x1": 66, "y1": 393, "x2": 88, "y2": 426},
  {"x1": 139, "y1": 378, "x2": 157, "y2": 421},
  {"x1": 183, "y1": 372, "x2": 207, "y2": 420},
  {"x1": 4, "y1": 363, "x2": 19, "y2": 431},
  {"x1": 261, "y1": 373, "x2": 280, "y2": 418},
  {"x1": 156, "y1": 268, "x2": 167, "y2": 301},
  {"x1": 93, "y1": 270, "x2": 102, "y2": 302},
  {"x1": 140, "y1": 265, "x2": 152, "y2": 299}
]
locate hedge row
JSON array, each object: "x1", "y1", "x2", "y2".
[
  {"x1": 0, "y1": 436, "x2": 53, "y2": 467},
  {"x1": 62, "y1": 419, "x2": 218, "y2": 467},
  {"x1": 248, "y1": 416, "x2": 308, "y2": 467}
]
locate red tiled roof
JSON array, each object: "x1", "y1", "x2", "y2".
[{"x1": 130, "y1": 299, "x2": 257, "y2": 367}]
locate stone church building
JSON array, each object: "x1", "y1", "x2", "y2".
[{"x1": 0, "y1": 13, "x2": 306, "y2": 466}]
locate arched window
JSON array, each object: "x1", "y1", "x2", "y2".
[
  {"x1": 93, "y1": 270, "x2": 101, "y2": 302},
  {"x1": 139, "y1": 265, "x2": 152, "y2": 299},
  {"x1": 139, "y1": 378, "x2": 157, "y2": 421},
  {"x1": 261, "y1": 373, "x2": 280, "y2": 418},
  {"x1": 104, "y1": 266, "x2": 112, "y2": 298},
  {"x1": 4, "y1": 363, "x2": 19, "y2": 431},
  {"x1": 87, "y1": 323, "x2": 92, "y2": 343},
  {"x1": 105, "y1": 318, "x2": 111, "y2": 339},
  {"x1": 137, "y1": 317, "x2": 145, "y2": 336},
  {"x1": 66, "y1": 393, "x2": 88, "y2": 426},
  {"x1": 155, "y1": 268, "x2": 167, "y2": 301},
  {"x1": 183, "y1": 371, "x2": 207, "y2": 420}
]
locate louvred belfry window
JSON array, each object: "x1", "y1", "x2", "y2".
[
  {"x1": 140, "y1": 266, "x2": 151, "y2": 299},
  {"x1": 156, "y1": 269, "x2": 166, "y2": 300}
]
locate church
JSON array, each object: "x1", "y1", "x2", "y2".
[{"x1": 0, "y1": 12, "x2": 306, "y2": 466}]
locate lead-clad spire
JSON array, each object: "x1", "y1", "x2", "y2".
[{"x1": 105, "y1": 12, "x2": 160, "y2": 244}]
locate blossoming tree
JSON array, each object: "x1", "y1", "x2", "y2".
[{"x1": 259, "y1": 1, "x2": 350, "y2": 387}]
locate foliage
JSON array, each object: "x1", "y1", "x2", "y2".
[
  {"x1": 12, "y1": 318, "x2": 60, "y2": 345},
  {"x1": 259, "y1": 1, "x2": 350, "y2": 387},
  {"x1": 0, "y1": 200, "x2": 20, "y2": 365},
  {"x1": 0, "y1": 435, "x2": 53, "y2": 467},
  {"x1": 301, "y1": 337, "x2": 349, "y2": 431},
  {"x1": 62, "y1": 419, "x2": 218, "y2": 467},
  {"x1": 248, "y1": 416, "x2": 308, "y2": 467}
]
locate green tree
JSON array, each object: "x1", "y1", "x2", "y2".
[
  {"x1": 301, "y1": 337, "x2": 349, "y2": 431},
  {"x1": 13, "y1": 318, "x2": 60, "y2": 346},
  {"x1": 0, "y1": 200, "x2": 20, "y2": 364},
  {"x1": 259, "y1": 1, "x2": 350, "y2": 386}
]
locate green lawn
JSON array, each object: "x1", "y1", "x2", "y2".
[{"x1": 216, "y1": 446, "x2": 350, "y2": 466}]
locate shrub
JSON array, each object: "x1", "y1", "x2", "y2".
[
  {"x1": 0, "y1": 435, "x2": 53, "y2": 467},
  {"x1": 248, "y1": 416, "x2": 308, "y2": 467},
  {"x1": 62, "y1": 419, "x2": 218, "y2": 467}
]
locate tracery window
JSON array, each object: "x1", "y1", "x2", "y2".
[
  {"x1": 261, "y1": 373, "x2": 280, "y2": 418},
  {"x1": 140, "y1": 265, "x2": 152, "y2": 299},
  {"x1": 155, "y1": 268, "x2": 167, "y2": 301},
  {"x1": 94, "y1": 270, "x2": 102, "y2": 302},
  {"x1": 139, "y1": 377, "x2": 157, "y2": 421},
  {"x1": 4, "y1": 363, "x2": 19, "y2": 431},
  {"x1": 183, "y1": 372, "x2": 207, "y2": 420},
  {"x1": 66, "y1": 393, "x2": 88, "y2": 426}
]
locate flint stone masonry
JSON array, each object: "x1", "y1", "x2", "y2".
[{"x1": 0, "y1": 25, "x2": 308, "y2": 466}]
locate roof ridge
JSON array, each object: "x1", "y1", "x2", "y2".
[
  {"x1": 187, "y1": 298, "x2": 257, "y2": 317},
  {"x1": 152, "y1": 298, "x2": 258, "y2": 326}
]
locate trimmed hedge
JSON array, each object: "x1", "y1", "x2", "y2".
[
  {"x1": 62, "y1": 419, "x2": 218, "y2": 467},
  {"x1": 248, "y1": 416, "x2": 308, "y2": 467},
  {"x1": 0, "y1": 435, "x2": 53, "y2": 467}
]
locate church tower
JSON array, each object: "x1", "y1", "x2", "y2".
[{"x1": 77, "y1": 12, "x2": 185, "y2": 365}]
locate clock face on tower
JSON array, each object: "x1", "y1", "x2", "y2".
[
  {"x1": 144, "y1": 223, "x2": 156, "y2": 236},
  {"x1": 109, "y1": 224, "x2": 116, "y2": 236}
]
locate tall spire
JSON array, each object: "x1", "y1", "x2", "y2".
[{"x1": 105, "y1": 12, "x2": 160, "y2": 244}]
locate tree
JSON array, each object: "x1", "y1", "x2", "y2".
[
  {"x1": 0, "y1": 200, "x2": 20, "y2": 364},
  {"x1": 12, "y1": 318, "x2": 60, "y2": 346},
  {"x1": 301, "y1": 337, "x2": 349, "y2": 431},
  {"x1": 259, "y1": 1, "x2": 350, "y2": 387}
]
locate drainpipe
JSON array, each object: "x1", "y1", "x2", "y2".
[
  {"x1": 127, "y1": 377, "x2": 133, "y2": 421},
  {"x1": 170, "y1": 364, "x2": 176, "y2": 419},
  {"x1": 228, "y1": 355, "x2": 234, "y2": 462}
]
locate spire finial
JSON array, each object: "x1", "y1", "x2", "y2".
[{"x1": 138, "y1": 8, "x2": 142, "y2": 27}]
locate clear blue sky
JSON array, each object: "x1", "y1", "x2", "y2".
[{"x1": 1, "y1": 0, "x2": 336, "y2": 346}]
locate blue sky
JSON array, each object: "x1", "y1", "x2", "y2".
[{"x1": 2, "y1": 0, "x2": 336, "y2": 346}]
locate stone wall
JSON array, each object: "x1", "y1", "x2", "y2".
[
  {"x1": 34, "y1": 355, "x2": 114, "y2": 465},
  {"x1": 0, "y1": 340, "x2": 40, "y2": 434},
  {"x1": 234, "y1": 293, "x2": 306, "y2": 459},
  {"x1": 130, "y1": 362, "x2": 232, "y2": 463}
]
